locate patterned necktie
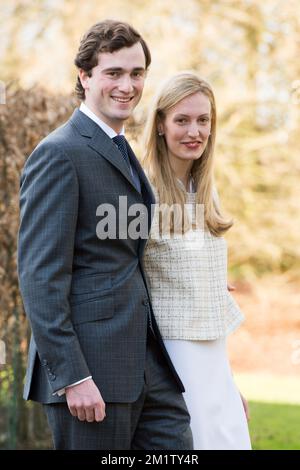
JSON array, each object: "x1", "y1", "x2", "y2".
[
  {"x1": 112, "y1": 135, "x2": 141, "y2": 192},
  {"x1": 112, "y1": 135, "x2": 131, "y2": 169}
]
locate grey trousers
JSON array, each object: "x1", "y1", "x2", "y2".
[{"x1": 43, "y1": 329, "x2": 193, "y2": 450}]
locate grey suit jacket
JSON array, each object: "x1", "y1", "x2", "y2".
[{"x1": 18, "y1": 109, "x2": 184, "y2": 404}]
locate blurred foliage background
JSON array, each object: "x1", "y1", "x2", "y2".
[{"x1": 0, "y1": 0, "x2": 299, "y2": 449}]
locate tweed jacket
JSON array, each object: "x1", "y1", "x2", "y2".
[{"x1": 143, "y1": 186, "x2": 244, "y2": 340}]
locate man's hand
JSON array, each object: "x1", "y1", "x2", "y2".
[{"x1": 65, "y1": 378, "x2": 106, "y2": 422}]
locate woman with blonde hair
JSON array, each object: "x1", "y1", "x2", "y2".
[{"x1": 142, "y1": 72, "x2": 251, "y2": 450}]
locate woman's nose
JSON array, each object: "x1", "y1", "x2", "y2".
[{"x1": 187, "y1": 124, "x2": 201, "y2": 137}]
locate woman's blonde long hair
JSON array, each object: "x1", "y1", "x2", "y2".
[{"x1": 142, "y1": 72, "x2": 232, "y2": 237}]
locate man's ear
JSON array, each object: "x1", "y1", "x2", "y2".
[{"x1": 79, "y1": 69, "x2": 90, "y2": 91}]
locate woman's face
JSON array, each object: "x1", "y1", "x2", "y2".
[{"x1": 160, "y1": 92, "x2": 212, "y2": 166}]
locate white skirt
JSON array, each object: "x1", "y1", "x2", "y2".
[{"x1": 164, "y1": 337, "x2": 252, "y2": 450}]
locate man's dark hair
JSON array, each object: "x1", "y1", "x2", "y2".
[{"x1": 74, "y1": 20, "x2": 151, "y2": 100}]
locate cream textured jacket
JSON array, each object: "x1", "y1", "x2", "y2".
[{"x1": 143, "y1": 186, "x2": 244, "y2": 340}]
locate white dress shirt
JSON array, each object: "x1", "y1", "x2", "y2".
[{"x1": 80, "y1": 102, "x2": 125, "y2": 137}]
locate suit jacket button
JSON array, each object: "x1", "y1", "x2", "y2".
[
  {"x1": 142, "y1": 299, "x2": 149, "y2": 306},
  {"x1": 41, "y1": 359, "x2": 48, "y2": 366},
  {"x1": 49, "y1": 374, "x2": 56, "y2": 381}
]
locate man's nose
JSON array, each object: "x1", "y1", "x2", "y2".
[{"x1": 118, "y1": 75, "x2": 134, "y2": 93}]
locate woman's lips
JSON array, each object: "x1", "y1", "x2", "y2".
[{"x1": 182, "y1": 141, "x2": 202, "y2": 149}]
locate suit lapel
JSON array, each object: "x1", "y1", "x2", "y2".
[
  {"x1": 70, "y1": 108, "x2": 135, "y2": 190},
  {"x1": 126, "y1": 141, "x2": 156, "y2": 252},
  {"x1": 126, "y1": 142, "x2": 155, "y2": 201}
]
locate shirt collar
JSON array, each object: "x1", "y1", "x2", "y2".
[{"x1": 79, "y1": 102, "x2": 125, "y2": 138}]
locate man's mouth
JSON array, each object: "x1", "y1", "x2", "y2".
[{"x1": 111, "y1": 96, "x2": 134, "y2": 103}]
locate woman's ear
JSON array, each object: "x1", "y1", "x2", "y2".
[
  {"x1": 157, "y1": 116, "x2": 165, "y2": 136},
  {"x1": 157, "y1": 124, "x2": 164, "y2": 136}
]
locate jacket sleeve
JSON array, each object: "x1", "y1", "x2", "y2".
[{"x1": 17, "y1": 141, "x2": 91, "y2": 393}]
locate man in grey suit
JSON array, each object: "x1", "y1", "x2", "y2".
[{"x1": 18, "y1": 20, "x2": 193, "y2": 450}]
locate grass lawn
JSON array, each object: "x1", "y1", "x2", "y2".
[
  {"x1": 249, "y1": 401, "x2": 300, "y2": 450},
  {"x1": 234, "y1": 373, "x2": 300, "y2": 449}
]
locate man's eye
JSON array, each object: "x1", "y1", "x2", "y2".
[{"x1": 108, "y1": 72, "x2": 120, "y2": 77}]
